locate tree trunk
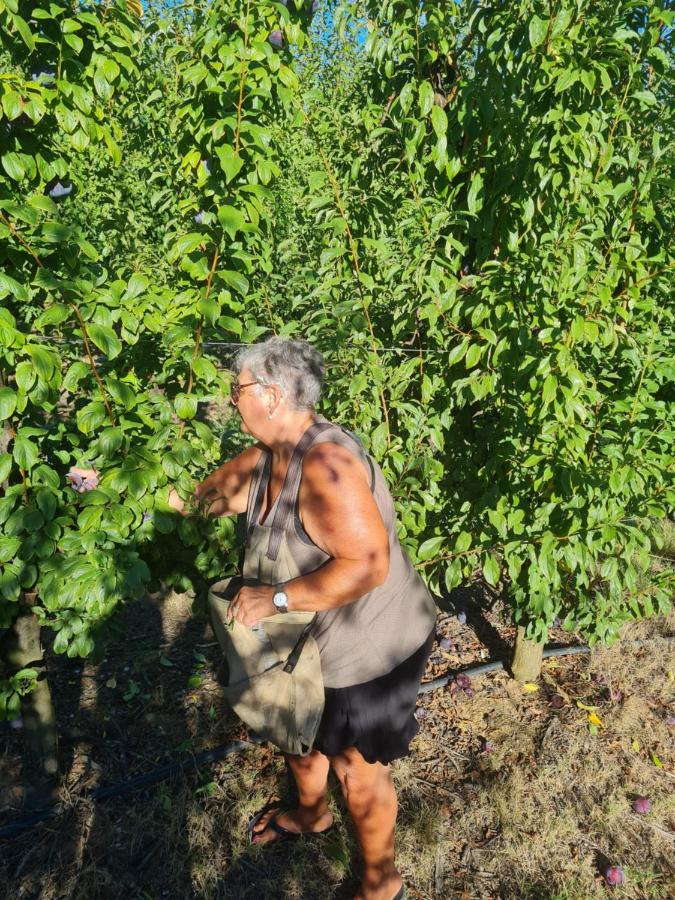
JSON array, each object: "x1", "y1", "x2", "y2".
[
  {"x1": 0, "y1": 606, "x2": 59, "y2": 808},
  {"x1": 511, "y1": 625, "x2": 544, "y2": 682}
]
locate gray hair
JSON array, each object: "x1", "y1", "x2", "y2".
[{"x1": 233, "y1": 337, "x2": 325, "y2": 411}]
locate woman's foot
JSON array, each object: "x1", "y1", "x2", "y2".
[{"x1": 248, "y1": 805, "x2": 333, "y2": 845}]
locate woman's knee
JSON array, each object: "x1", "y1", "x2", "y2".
[
  {"x1": 286, "y1": 749, "x2": 328, "y2": 774},
  {"x1": 330, "y1": 748, "x2": 389, "y2": 791}
]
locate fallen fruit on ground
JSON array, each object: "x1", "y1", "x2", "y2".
[{"x1": 604, "y1": 865, "x2": 625, "y2": 887}]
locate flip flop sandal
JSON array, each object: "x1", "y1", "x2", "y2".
[{"x1": 248, "y1": 807, "x2": 333, "y2": 845}]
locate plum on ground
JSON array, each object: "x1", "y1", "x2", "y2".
[{"x1": 604, "y1": 864, "x2": 624, "y2": 887}]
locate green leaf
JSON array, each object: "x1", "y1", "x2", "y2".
[
  {"x1": 631, "y1": 90, "x2": 656, "y2": 106},
  {"x1": 25, "y1": 344, "x2": 55, "y2": 381},
  {"x1": 542, "y1": 374, "x2": 557, "y2": 405},
  {"x1": 0, "y1": 453, "x2": 13, "y2": 482},
  {"x1": 482, "y1": 553, "x2": 501, "y2": 587},
  {"x1": 197, "y1": 298, "x2": 220, "y2": 326},
  {"x1": 0, "y1": 536, "x2": 21, "y2": 563},
  {"x1": 99, "y1": 427, "x2": 123, "y2": 457},
  {"x1": 220, "y1": 270, "x2": 249, "y2": 296},
  {"x1": 35, "y1": 304, "x2": 70, "y2": 329},
  {"x1": 465, "y1": 343, "x2": 482, "y2": 368},
  {"x1": 175, "y1": 394, "x2": 198, "y2": 420},
  {"x1": 418, "y1": 535, "x2": 444, "y2": 561},
  {"x1": 77, "y1": 402, "x2": 108, "y2": 434},
  {"x1": 218, "y1": 204, "x2": 246, "y2": 238},
  {"x1": 454, "y1": 531, "x2": 472, "y2": 553},
  {"x1": 123, "y1": 273, "x2": 148, "y2": 300},
  {"x1": 215, "y1": 144, "x2": 244, "y2": 183},
  {"x1": 2, "y1": 152, "x2": 27, "y2": 181},
  {"x1": 171, "y1": 232, "x2": 203, "y2": 259},
  {"x1": 15, "y1": 361, "x2": 35, "y2": 393},
  {"x1": 0, "y1": 388, "x2": 17, "y2": 420},
  {"x1": 529, "y1": 15, "x2": 548, "y2": 49},
  {"x1": 418, "y1": 81, "x2": 434, "y2": 116},
  {"x1": 13, "y1": 435, "x2": 39, "y2": 470},
  {"x1": 430, "y1": 105, "x2": 447, "y2": 139},
  {"x1": 41, "y1": 222, "x2": 72, "y2": 243},
  {"x1": 87, "y1": 324, "x2": 122, "y2": 360},
  {"x1": 107, "y1": 379, "x2": 136, "y2": 410}
]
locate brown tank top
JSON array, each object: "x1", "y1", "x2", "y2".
[{"x1": 242, "y1": 417, "x2": 438, "y2": 689}]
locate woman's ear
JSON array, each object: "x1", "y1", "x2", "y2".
[{"x1": 266, "y1": 384, "x2": 282, "y2": 419}]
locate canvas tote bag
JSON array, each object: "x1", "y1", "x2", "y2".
[{"x1": 208, "y1": 576, "x2": 324, "y2": 756}]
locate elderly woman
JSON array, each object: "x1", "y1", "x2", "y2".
[{"x1": 171, "y1": 337, "x2": 437, "y2": 900}]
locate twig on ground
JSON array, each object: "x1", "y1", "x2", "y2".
[{"x1": 630, "y1": 816, "x2": 675, "y2": 841}]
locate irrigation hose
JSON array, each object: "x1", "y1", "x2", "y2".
[{"x1": 1, "y1": 634, "x2": 672, "y2": 841}]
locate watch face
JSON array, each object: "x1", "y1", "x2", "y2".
[{"x1": 273, "y1": 591, "x2": 288, "y2": 611}]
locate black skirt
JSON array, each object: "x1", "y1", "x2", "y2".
[{"x1": 313, "y1": 629, "x2": 435, "y2": 765}]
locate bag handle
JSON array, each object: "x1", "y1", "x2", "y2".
[{"x1": 282, "y1": 614, "x2": 317, "y2": 674}]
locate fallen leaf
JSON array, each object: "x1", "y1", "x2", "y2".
[
  {"x1": 523, "y1": 683, "x2": 538, "y2": 692},
  {"x1": 576, "y1": 700, "x2": 599, "y2": 711},
  {"x1": 632, "y1": 738, "x2": 640, "y2": 752},
  {"x1": 587, "y1": 712, "x2": 604, "y2": 727},
  {"x1": 651, "y1": 752, "x2": 663, "y2": 768}
]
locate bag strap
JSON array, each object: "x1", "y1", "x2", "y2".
[
  {"x1": 282, "y1": 614, "x2": 318, "y2": 674},
  {"x1": 266, "y1": 420, "x2": 332, "y2": 561},
  {"x1": 246, "y1": 453, "x2": 271, "y2": 545}
]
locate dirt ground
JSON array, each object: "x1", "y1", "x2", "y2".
[{"x1": 1, "y1": 586, "x2": 673, "y2": 900}]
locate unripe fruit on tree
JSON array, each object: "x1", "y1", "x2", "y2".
[
  {"x1": 46, "y1": 178, "x2": 73, "y2": 199},
  {"x1": 268, "y1": 29, "x2": 284, "y2": 49},
  {"x1": 632, "y1": 796, "x2": 650, "y2": 814},
  {"x1": 604, "y1": 865, "x2": 624, "y2": 887}
]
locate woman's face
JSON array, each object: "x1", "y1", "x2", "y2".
[{"x1": 231, "y1": 368, "x2": 266, "y2": 436}]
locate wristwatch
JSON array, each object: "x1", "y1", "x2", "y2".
[{"x1": 272, "y1": 585, "x2": 289, "y2": 614}]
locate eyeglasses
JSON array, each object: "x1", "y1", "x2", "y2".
[{"x1": 230, "y1": 380, "x2": 258, "y2": 404}]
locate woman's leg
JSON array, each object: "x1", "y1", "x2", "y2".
[
  {"x1": 250, "y1": 748, "x2": 333, "y2": 843},
  {"x1": 331, "y1": 747, "x2": 401, "y2": 900}
]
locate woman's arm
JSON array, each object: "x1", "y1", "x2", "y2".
[
  {"x1": 229, "y1": 442, "x2": 390, "y2": 625},
  {"x1": 169, "y1": 444, "x2": 263, "y2": 517}
]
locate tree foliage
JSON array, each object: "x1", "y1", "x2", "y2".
[{"x1": 0, "y1": 0, "x2": 672, "y2": 716}]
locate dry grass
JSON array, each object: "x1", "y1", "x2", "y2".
[{"x1": 1, "y1": 595, "x2": 673, "y2": 899}]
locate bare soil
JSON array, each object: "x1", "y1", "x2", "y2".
[{"x1": 1, "y1": 587, "x2": 673, "y2": 900}]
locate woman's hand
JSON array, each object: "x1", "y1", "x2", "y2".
[
  {"x1": 167, "y1": 488, "x2": 188, "y2": 515},
  {"x1": 227, "y1": 584, "x2": 276, "y2": 627},
  {"x1": 67, "y1": 467, "x2": 99, "y2": 493}
]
